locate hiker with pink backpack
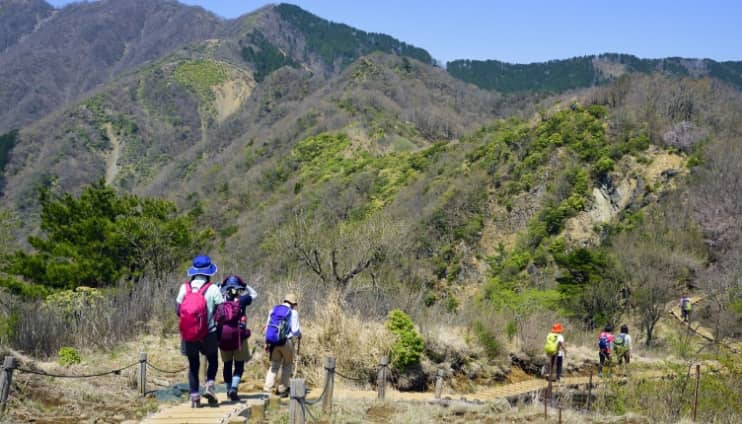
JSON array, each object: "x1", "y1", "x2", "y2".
[
  {"x1": 214, "y1": 274, "x2": 258, "y2": 401},
  {"x1": 176, "y1": 255, "x2": 224, "y2": 407}
]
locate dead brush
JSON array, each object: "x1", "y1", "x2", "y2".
[{"x1": 300, "y1": 292, "x2": 393, "y2": 387}]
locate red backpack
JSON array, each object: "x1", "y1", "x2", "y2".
[{"x1": 179, "y1": 282, "x2": 211, "y2": 342}]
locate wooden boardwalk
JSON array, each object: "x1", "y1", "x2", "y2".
[{"x1": 140, "y1": 392, "x2": 268, "y2": 424}]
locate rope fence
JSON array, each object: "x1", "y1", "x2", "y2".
[
  {"x1": 1, "y1": 350, "x2": 712, "y2": 424},
  {"x1": 0, "y1": 351, "x2": 192, "y2": 418}
]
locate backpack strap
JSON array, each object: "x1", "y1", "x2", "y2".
[{"x1": 196, "y1": 281, "x2": 211, "y2": 295}]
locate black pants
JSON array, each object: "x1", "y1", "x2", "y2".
[
  {"x1": 181, "y1": 332, "x2": 219, "y2": 395},
  {"x1": 223, "y1": 360, "x2": 245, "y2": 386},
  {"x1": 548, "y1": 354, "x2": 563, "y2": 380},
  {"x1": 598, "y1": 351, "x2": 611, "y2": 373}
]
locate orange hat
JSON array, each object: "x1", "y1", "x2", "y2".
[{"x1": 551, "y1": 323, "x2": 563, "y2": 333}]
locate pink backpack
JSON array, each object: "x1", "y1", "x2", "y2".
[{"x1": 179, "y1": 282, "x2": 211, "y2": 342}]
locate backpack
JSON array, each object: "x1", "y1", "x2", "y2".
[
  {"x1": 598, "y1": 332, "x2": 611, "y2": 352},
  {"x1": 614, "y1": 333, "x2": 627, "y2": 353},
  {"x1": 179, "y1": 282, "x2": 211, "y2": 342},
  {"x1": 265, "y1": 304, "x2": 292, "y2": 346},
  {"x1": 682, "y1": 298, "x2": 692, "y2": 311},
  {"x1": 215, "y1": 300, "x2": 250, "y2": 351},
  {"x1": 216, "y1": 299, "x2": 242, "y2": 326},
  {"x1": 544, "y1": 333, "x2": 559, "y2": 355}
]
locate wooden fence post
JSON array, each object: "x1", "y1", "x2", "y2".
[
  {"x1": 0, "y1": 356, "x2": 16, "y2": 417},
  {"x1": 322, "y1": 356, "x2": 335, "y2": 415},
  {"x1": 289, "y1": 378, "x2": 306, "y2": 424},
  {"x1": 139, "y1": 352, "x2": 147, "y2": 396},
  {"x1": 587, "y1": 371, "x2": 593, "y2": 411},
  {"x1": 435, "y1": 369, "x2": 444, "y2": 399},
  {"x1": 692, "y1": 364, "x2": 700, "y2": 421},
  {"x1": 544, "y1": 377, "x2": 551, "y2": 419},
  {"x1": 377, "y1": 356, "x2": 388, "y2": 400}
]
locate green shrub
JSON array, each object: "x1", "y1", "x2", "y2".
[
  {"x1": 58, "y1": 347, "x2": 82, "y2": 366},
  {"x1": 385, "y1": 309, "x2": 424, "y2": 370},
  {"x1": 473, "y1": 321, "x2": 501, "y2": 359}
]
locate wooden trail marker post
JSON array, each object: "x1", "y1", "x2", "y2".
[
  {"x1": 322, "y1": 356, "x2": 335, "y2": 415},
  {"x1": 138, "y1": 352, "x2": 147, "y2": 396},
  {"x1": 435, "y1": 369, "x2": 444, "y2": 399},
  {"x1": 377, "y1": 356, "x2": 389, "y2": 400},
  {"x1": 289, "y1": 378, "x2": 306, "y2": 424},
  {"x1": 0, "y1": 356, "x2": 16, "y2": 417}
]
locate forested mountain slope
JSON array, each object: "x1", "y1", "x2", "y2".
[{"x1": 448, "y1": 54, "x2": 742, "y2": 93}]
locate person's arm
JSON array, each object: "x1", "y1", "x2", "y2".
[
  {"x1": 290, "y1": 309, "x2": 301, "y2": 339},
  {"x1": 175, "y1": 283, "x2": 186, "y2": 316},
  {"x1": 239, "y1": 284, "x2": 258, "y2": 309}
]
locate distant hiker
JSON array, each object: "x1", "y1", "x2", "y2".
[
  {"x1": 215, "y1": 274, "x2": 258, "y2": 401},
  {"x1": 544, "y1": 323, "x2": 566, "y2": 381},
  {"x1": 263, "y1": 293, "x2": 301, "y2": 397},
  {"x1": 680, "y1": 294, "x2": 692, "y2": 322},
  {"x1": 597, "y1": 324, "x2": 614, "y2": 377},
  {"x1": 614, "y1": 324, "x2": 632, "y2": 368},
  {"x1": 176, "y1": 255, "x2": 224, "y2": 407}
]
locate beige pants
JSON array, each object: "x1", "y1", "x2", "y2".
[{"x1": 263, "y1": 339, "x2": 295, "y2": 393}]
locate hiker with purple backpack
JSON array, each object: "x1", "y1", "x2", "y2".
[
  {"x1": 176, "y1": 255, "x2": 224, "y2": 407},
  {"x1": 214, "y1": 274, "x2": 258, "y2": 401},
  {"x1": 262, "y1": 293, "x2": 301, "y2": 397}
]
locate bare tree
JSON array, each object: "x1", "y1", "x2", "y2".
[{"x1": 279, "y1": 209, "x2": 405, "y2": 295}]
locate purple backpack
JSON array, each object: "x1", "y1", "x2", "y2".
[
  {"x1": 215, "y1": 300, "x2": 250, "y2": 351},
  {"x1": 265, "y1": 304, "x2": 291, "y2": 346}
]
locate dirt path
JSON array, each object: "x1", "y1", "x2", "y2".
[
  {"x1": 104, "y1": 123, "x2": 121, "y2": 185},
  {"x1": 668, "y1": 295, "x2": 740, "y2": 353}
]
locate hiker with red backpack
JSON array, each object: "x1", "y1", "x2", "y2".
[
  {"x1": 597, "y1": 324, "x2": 614, "y2": 377},
  {"x1": 176, "y1": 255, "x2": 224, "y2": 407},
  {"x1": 262, "y1": 293, "x2": 301, "y2": 397},
  {"x1": 214, "y1": 274, "x2": 258, "y2": 401}
]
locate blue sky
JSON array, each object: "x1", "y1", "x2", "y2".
[{"x1": 47, "y1": 1, "x2": 741, "y2": 64}]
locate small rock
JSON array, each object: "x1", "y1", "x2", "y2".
[{"x1": 112, "y1": 415, "x2": 126, "y2": 421}]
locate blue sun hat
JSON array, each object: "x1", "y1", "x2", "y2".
[
  {"x1": 187, "y1": 254, "x2": 218, "y2": 277},
  {"x1": 222, "y1": 274, "x2": 246, "y2": 289}
]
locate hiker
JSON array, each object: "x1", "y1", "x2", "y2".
[
  {"x1": 614, "y1": 324, "x2": 632, "y2": 368},
  {"x1": 544, "y1": 323, "x2": 566, "y2": 381},
  {"x1": 597, "y1": 324, "x2": 614, "y2": 377},
  {"x1": 215, "y1": 274, "x2": 258, "y2": 401},
  {"x1": 263, "y1": 293, "x2": 301, "y2": 397},
  {"x1": 680, "y1": 294, "x2": 692, "y2": 322},
  {"x1": 176, "y1": 255, "x2": 224, "y2": 407}
]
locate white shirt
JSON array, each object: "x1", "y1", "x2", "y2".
[{"x1": 556, "y1": 334, "x2": 565, "y2": 357}]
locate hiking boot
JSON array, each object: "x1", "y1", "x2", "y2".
[
  {"x1": 277, "y1": 389, "x2": 290, "y2": 398},
  {"x1": 203, "y1": 381, "x2": 218, "y2": 405},
  {"x1": 190, "y1": 393, "x2": 201, "y2": 408},
  {"x1": 228, "y1": 389, "x2": 239, "y2": 401}
]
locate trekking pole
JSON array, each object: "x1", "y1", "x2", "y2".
[{"x1": 292, "y1": 337, "x2": 301, "y2": 378}]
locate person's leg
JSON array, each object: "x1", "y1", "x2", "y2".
[
  {"x1": 187, "y1": 353, "x2": 201, "y2": 396},
  {"x1": 223, "y1": 359, "x2": 234, "y2": 390},
  {"x1": 278, "y1": 340, "x2": 295, "y2": 394},
  {"x1": 227, "y1": 341, "x2": 250, "y2": 399},
  {"x1": 556, "y1": 355, "x2": 563, "y2": 380},
  {"x1": 548, "y1": 355, "x2": 556, "y2": 381},
  {"x1": 202, "y1": 332, "x2": 219, "y2": 403},
  {"x1": 264, "y1": 347, "x2": 283, "y2": 393},
  {"x1": 598, "y1": 351, "x2": 605, "y2": 375},
  {"x1": 182, "y1": 339, "x2": 201, "y2": 404},
  {"x1": 221, "y1": 348, "x2": 234, "y2": 392}
]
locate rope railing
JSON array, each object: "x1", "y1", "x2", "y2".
[
  {"x1": 145, "y1": 362, "x2": 188, "y2": 374},
  {"x1": 14, "y1": 362, "x2": 139, "y2": 378}
]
